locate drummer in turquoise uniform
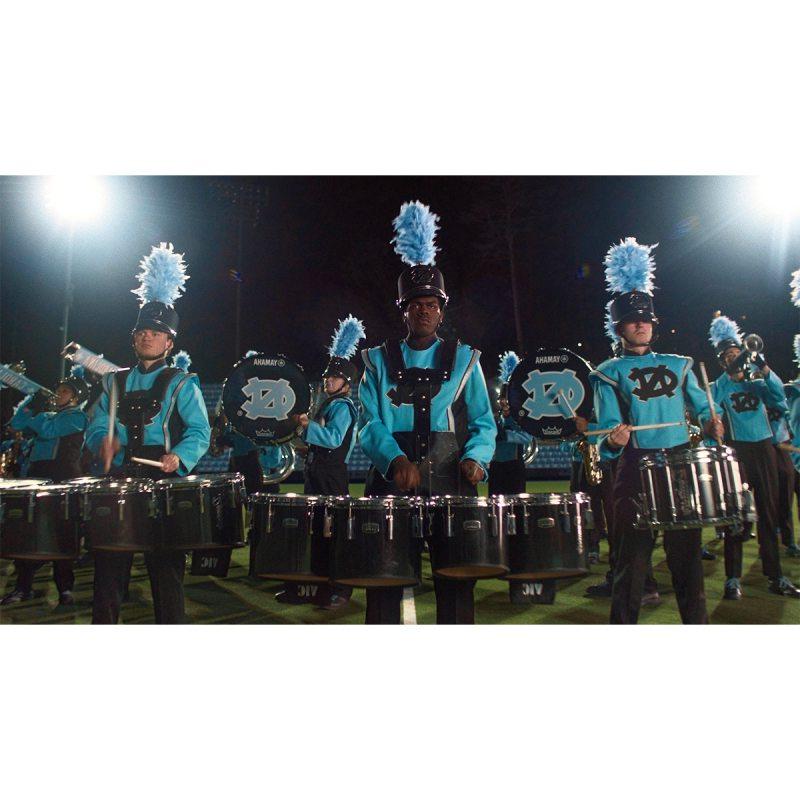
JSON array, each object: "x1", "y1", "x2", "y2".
[
  {"x1": 766, "y1": 401, "x2": 800, "y2": 558},
  {"x1": 590, "y1": 238, "x2": 724, "y2": 624},
  {"x1": 84, "y1": 244, "x2": 211, "y2": 624},
  {"x1": 288, "y1": 315, "x2": 365, "y2": 609},
  {"x1": 707, "y1": 313, "x2": 799, "y2": 599},
  {"x1": 358, "y1": 201, "x2": 496, "y2": 624},
  {"x1": 0, "y1": 366, "x2": 90, "y2": 607}
]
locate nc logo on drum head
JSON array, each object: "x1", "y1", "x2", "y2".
[
  {"x1": 521, "y1": 369, "x2": 585, "y2": 421},
  {"x1": 241, "y1": 377, "x2": 296, "y2": 421}
]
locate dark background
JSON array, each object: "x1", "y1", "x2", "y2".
[{"x1": 2, "y1": 175, "x2": 799, "y2": 421}]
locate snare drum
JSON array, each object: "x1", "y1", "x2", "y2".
[
  {"x1": 330, "y1": 496, "x2": 422, "y2": 588},
  {"x1": 638, "y1": 446, "x2": 746, "y2": 531},
  {"x1": 80, "y1": 478, "x2": 157, "y2": 552},
  {"x1": 504, "y1": 493, "x2": 590, "y2": 580},
  {"x1": 0, "y1": 482, "x2": 81, "y2": 560},
  {"x1": 250, "y1": 493, "x2": 330, "y2": 582},
  {"x1": 426, "y1": 496, "x2": 510, "y2": 579}
]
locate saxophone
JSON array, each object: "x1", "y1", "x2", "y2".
[{"x1": 577, "y1": 437, "x2": 603, "y2": 486}]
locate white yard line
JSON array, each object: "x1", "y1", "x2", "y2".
[{"x1": 401, "y1": 587, "x2": 417, "y2": 625}]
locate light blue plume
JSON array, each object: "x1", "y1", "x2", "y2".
[
  {"x1": 794, "y1": 335, "x2": 800, "y2": 367},
  {"x1": 328, "y1": 315, "x2": 366, "y2": 359},
  {"x1": 604, "y1": 237, "x2": 657, "y2": 294},
  {"x1": 604, "y1": 299, "x2": 619, "y2": 344},
  {"x1": 392, "y1": 201, "x2": 440, "y2": 266},
  {"x1": 173, "y1": 350, "x2": 192, "y2": 371},
  {"x1": 790, "y1": 269, "x2": 800, "y2": 307},
  {"x1": 131, "y1": 242, "x2": 189, "y2": 307},
  {"x1": 69, "y1": 364, "x2": 86, "y2": 380},
  {"x1": 244, "y1": 350, "x2": 259, "y2": 359},
  {"x1": 498, "y1": 351, "x2": 520, "y2": 383},
  {"x1": 708, "y1": 314, "x2": 743, "y2": 348}
]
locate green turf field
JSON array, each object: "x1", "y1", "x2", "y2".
[{"x1": 2, "y1": 481, "x2": 799, "y2": 624}]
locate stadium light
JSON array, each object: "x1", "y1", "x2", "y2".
[
  {"x1": 44, "y1": 175, "x2": 106, "y2": 222},
  {"x1": 754, "y1": 175, "x2": 800, "y2": 219},
  {"x1": 43, "y1": 176, "x2": 108, "y2": 378}
]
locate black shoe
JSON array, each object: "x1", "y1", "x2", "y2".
[
  {"x1": 701, "y1": 547, "x2": 717, "y2": 561},
  {"x1": 723, "y1": 578, "x2": 742, "y2": 600},
  {"x1": 584, "y1": 580, "x2": 612, "y2": 598},
  {"x1": 275, "y1": 587, "x2": 315, "y2": 605},
  {"x1": 588, "y1": 551, "x2": 601, "y2": 565},
  {"x1": 640, "y1": 590, "x2": 661, "y2": 607},
  {"x1": 0, "y1": 589, "x2": 35, "y2": 605},
  {"x1": 768, "y1": 577, "x2": 800, "y2": 598},
  {"x1": 58, "y1": 591, "x2": 75, "y2": 607},
  {"x1": 314, "y1": 593, "x2": 350, "y2": 610}
]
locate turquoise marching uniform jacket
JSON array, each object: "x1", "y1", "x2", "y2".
[
  {"x1": 590, "y1": 351, "x2": 719, "y2": 461},
  {"x1": 85, "y1": 363, "x2": 210, "y2": 475},
  {"x1": 302, "y1": 396, "x2": 358, "y2": 462},
  {"x1": 10, "y1": 398, "x2": 88, "y2": 464},
  {"x1": 785, "y1": 381, "x2": 800, "y2": 471},
  {"x1": 358, "y1": 339, "x2": 496, "y2": 479},
  {"x1": 711, "y1": 370, "x2": 786, "y2": 443},
  {"x1": 767, "y1": 405, "x2": 791, "y2": 445},
  {"x1": 492, "y1": 416, "x2": 532, "y2": 463}
]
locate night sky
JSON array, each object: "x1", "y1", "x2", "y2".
[{"x1": 2, "y1": 175, "x2": 800, "y2": 422}]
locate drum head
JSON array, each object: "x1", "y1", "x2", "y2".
[
  {"x1": 222, "y1": 353, "x2": 311, "y2": 445},
  {"x1": 507, "y1": 348, "x2": 593, "y2": 439}
]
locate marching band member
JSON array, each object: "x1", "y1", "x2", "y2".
[
  {"x1": 591, "y1": 238, "x2": 724, "y2": 624},
  {"x1": 0, "y1": 366, "x2": 90, "y2": 606},
  {"x1": 286, "y1": 315, "x2": 364, "y2": 610},
  {"x1": 708, "y1": 314, "x2": 800, "y2": 599},
  {"x1": 84, "y1": 244, "x2": 211, "y2": 624},
  {"x1": 358, "y1": 201, "x2": 496, "y2": 624},
  {"x1": 767, "y1": 403, "x2": 800, "y2": 557},
  {"x1": 488, "y1": 352, "x2": 551, "y2": 603}
]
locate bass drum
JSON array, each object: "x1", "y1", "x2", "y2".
[
  {"x1": 222, "y1": 352, "x2": 311, "y2": 445},
  {"x1": 506, "y1": 348, "x2": 593, "y2": 440}
]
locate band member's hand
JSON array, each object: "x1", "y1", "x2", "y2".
[
  {"x1": 460, "y1": 459, "x2": 484, "y2": 486},
  {"x1": 607, "y1": 424, "x2": 632, "y2": 449},
  {"x1": 498, "y1": 398, "x2": 511, "y2": 418},
  {"x1": 160, "y1": 453, "x2": 181, "y2": 473},
  {"x1": 574, "y1": 416, "x2": 589, "y2": 434},
  {"x1": 291, "y1": 413, "x2": 310, "y2": 429},
  {"x1": 391, "y1": 455, "x2": 421, "y2": 492},
  {"x1": 704, "y1": 417, "x2": 725, "y2": 442},
  {"x1": 100, "y1": 435, "x2": 121, "y2": 474}
]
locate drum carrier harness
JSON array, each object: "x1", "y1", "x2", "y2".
[
  {"x1": 305, "y1": 392, "x2": 357, "y2": 469},
  {"x1": 110, "y1": 366, "x2": 191, "y2": 475},
  {"x1": 382, "y1": 338, "x2": 470, "y2": 495}
]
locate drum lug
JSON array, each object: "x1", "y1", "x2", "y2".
[
  {"x1": 199, "y1": 487, "x2": 205, "y2": 515},
  {"x1": 0, "y1": 499, "x2": 4, "y2": 525},
  {"x1": 559, "y1": 503, "x2": 572, "y2": 535},
  {"x1": 387, "y1": 509, "x2": 394, "y2": 541},
  {"x1": 81, "y1": 491, "x2": 91, "y2": 522},
  {"x1": 323, "y1": 506, "x2": 333, "y2": 539},
  {"x1": 307, "y1": 503, "x2": 314, "y2": 535},
  {"x1": 522, "y1": 506, "x2": 530, "y2": 536},
  {"x1": 583, "y1": 507, "x2": 595, "y2": 530},
  {"x1": 445, "y1": 508, "x2": 454, "y2": 538},
  {"x1": 118, "y1": 495, "x2": 126, "y2": 522},
  {"x1": 507, "y1": 507, "x2": 516, "y2": 536},
  {"x1": 27, "y1": 492, "x2": 35, "y2": 524},
  {"x1": 267, "y1": 503, "x2": 274, "y2": 534},
  {"x1": 62, "y1": 494, "x2": 70, "y2": 520},
  {"x1": 411, "y1": 508, "x2": 423, "y2": 538},
  {"x1": 165, "y1": 487, "x2": 173, "y2": 517},
  {"x1": 346, "y1": 506, "x2": 355, "y2": 540}
]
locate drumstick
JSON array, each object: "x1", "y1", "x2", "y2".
[
  {"x1": 103, "y1": 376, "x2": 118, "y2": 474},
  {"x1": 556, "y1": 389, "x2": 577, "y2": 418},
  {"x1": 132, "y1": 456, "x2": 164, "y2": 469},
  {"x1": 585, "y1": 421, "x2": 685, "y2": 437},
  {"x1": 698, "y1": 361, "x2": 723, "y2": 446},
  {"x1": 778, "y1": 442, "x2": 800, "y2": 455}
]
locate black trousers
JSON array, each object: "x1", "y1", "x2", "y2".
[
  {"x1": 773, "y1": 445, "x2": 796, "y2": 547},
  {"x1": 723, "y1": 439, "x2": 783, "y2": 580},
  {"x1": 363, "y1": 466, "x2": 477, "y2": 625},
  {"x1": 610, "y1": 447, "x2": 707, "y2": 624},
  {"x1": 12, "y1": 559, "x2": 74, "y2": 595},
  {"x1": 92, "y1": 549, "x2": 187, "y2": 624},
  {"x1": 231, "y1": 452, "x2": 264, "y2": 496}
]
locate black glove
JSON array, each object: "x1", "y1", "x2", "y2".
[{"x1": 751, "y1": 351, "x2": 767, "y2": 369}]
